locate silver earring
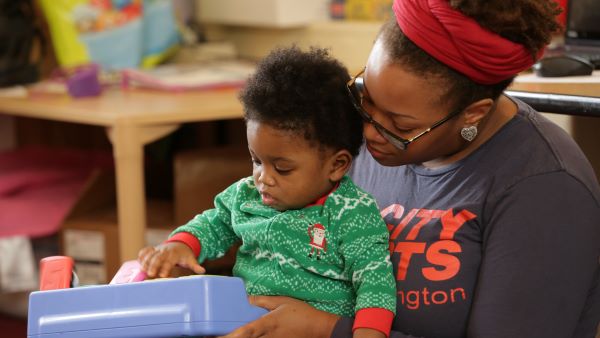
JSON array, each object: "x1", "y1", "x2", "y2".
[{"x1": 461, "y1": 125, "x2": 478, "y2": 142}]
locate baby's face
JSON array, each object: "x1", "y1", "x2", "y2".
[{"x1": 247, "y1": 120, "x2": 336, "y2": 211}]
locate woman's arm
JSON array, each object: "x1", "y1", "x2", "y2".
[
  {"x1": 467, "y1": 172, "x2": 600, "y2": 337},
  {"x1": 220, "y1": 296, "x2": 339, "y2": 338},
  {"x1": 221, "y1": 297, "x2": 422, "y2": 338},
  {"x1": 331, "y1": 318, "x2": 422, "y2": 338}
]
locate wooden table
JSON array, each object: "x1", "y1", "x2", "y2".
[
  {"x1": 510, "y1": 70, "x2": 600, "y2": 98},
  {"x1": 0, "y1": 88, "x2": 243, "y2": 261}
]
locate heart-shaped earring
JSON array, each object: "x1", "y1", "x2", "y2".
[{"x1": 461, "y1": 125, "x2": 478, "y2": 142}]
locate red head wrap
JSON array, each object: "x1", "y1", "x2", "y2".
[{"x1": 393, "y1": 0, "x2": 540, "y2": 84}]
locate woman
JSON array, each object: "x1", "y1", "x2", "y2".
[{"x1": 223, "y1": 0, "x2": 600, "y2": 337}]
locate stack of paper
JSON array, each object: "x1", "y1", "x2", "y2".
[{"x1": 121, "y1": 61, "x2": 256, "y2": 91}]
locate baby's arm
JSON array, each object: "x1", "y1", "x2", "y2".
[
  {"x1": 339, "y1": 195, "x2": 397, "y2": 337},
  {"x1": 138, "y1": 179, "x2": 247, "y2": 277}
]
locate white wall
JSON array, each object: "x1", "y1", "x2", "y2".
[
  {"x1": 202, "y1": 21, "x2": 382, "y2": 72},
  {"x1": 195, "y1": 0, "x2": 383, "y2": 71}
]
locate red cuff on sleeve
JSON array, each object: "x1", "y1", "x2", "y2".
[
  {"x1": 352, "y1": 308, "x2": 394, "y2": 337},
  {"x1": 166, "y1": 232, "x2": 201, "y2": 257}
]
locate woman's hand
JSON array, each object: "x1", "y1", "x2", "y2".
[
  {"x1": 219, "y1": 296, "x2": 340, "y2": 338},
  {"x1": 137, "y1": 242, "x2": 205, "y2": 278}
]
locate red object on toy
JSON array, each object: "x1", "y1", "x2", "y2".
[{"x1": 39, "y1": 256, "x2": 75, "y2": 291}]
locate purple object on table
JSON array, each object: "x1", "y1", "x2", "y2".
[{"x1": 66, "y1": 65, "x2": 102, "y2": 98}]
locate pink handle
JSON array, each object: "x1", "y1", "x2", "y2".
[{"x1": 110, "y1": 260, "x2": 147, "y2": 284}]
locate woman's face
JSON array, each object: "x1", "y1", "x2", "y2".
[{"x1": 361, "y1": 39, "x2": 466, "y2": 167}]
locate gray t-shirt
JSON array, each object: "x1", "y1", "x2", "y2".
[{"x1": 335, "y1": 97, "x2": 600, "y2": 338}]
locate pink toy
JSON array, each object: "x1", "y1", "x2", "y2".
[{"x1": 109, "y1": 260, "x2": 147, "y2": 284}]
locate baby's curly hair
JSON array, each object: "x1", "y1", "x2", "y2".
[
  {"x1": 380, "y1": 0, "x2": 562, "y2": 111},
  {"x1": 239, "y1": 46, "x2": 363, "y2": 157}
]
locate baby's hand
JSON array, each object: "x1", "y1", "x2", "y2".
[{"x1": 138, "y1": 242, "x2": 206, "y2": 278}]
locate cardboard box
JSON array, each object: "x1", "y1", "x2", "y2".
[
  {"x1": 174, "y1": 146, "x2": 251, "y2": 275},
  {"x1": 60, "y1": 172, "x2": 174, "y2": 285},
  {"x1": 174, "y1": 146, "x2": 251, "y2": 224}
]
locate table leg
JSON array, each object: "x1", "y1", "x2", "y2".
[{"x1": 107, "y1": 123, "x2": 180, "y2": 263}]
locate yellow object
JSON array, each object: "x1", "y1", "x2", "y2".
[
  {"x1": 344, "y1": 0, "x2": 392, "y2": 21},
  {"x1": 38, "y1": 0, "x2": 90, "y2": 67},
  {"x1": 141, "y1": 44, "x2": 179, "y2": 69},
  {"x1": 38, "y1": 0, "x2": 179, "y2": 70}
]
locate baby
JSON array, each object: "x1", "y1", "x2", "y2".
[{"x1": 138, "y1": 46, "x2": 396, "y2": 338}]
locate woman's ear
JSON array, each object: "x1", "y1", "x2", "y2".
[
  {"x1": 462, "y1": 98, "x2": 495, "y2": 126},
  {"x1": 328, "y1": 149, "x2": 352, "y2": 182}
]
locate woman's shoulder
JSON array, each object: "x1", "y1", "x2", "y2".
[{"x1": 481, "y1": 98, "x2": 600, "y2": 203}]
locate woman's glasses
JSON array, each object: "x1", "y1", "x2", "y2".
[{"x1": 346, "y1": 68, "x2": 463, "y2": 150}]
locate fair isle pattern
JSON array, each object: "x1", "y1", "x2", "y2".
[
  {"x1": 329, "y1": 189, "x2": 378, "y2": 220},
  {"x1": 352, "y1": 256, "x2": 392, "y2": 283},
  {"x1": 241, "y1": 177, "x2": 256, "y2": 190},
  {"x1": 171, "y1": 176, "x2": 396, "y2": 316},
  {"x1": 250, "y1": 247, "x2": 302, "y2": 270}
]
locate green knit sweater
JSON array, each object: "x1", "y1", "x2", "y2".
[{"x1": 171, "y1": 176, "x2": 396, "y2": 317}]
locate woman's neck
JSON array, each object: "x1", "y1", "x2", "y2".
[{"x1": 422, "y1": 94, "x2": 517, "y2": 168}]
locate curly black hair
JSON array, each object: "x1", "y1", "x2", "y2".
[
  {"x1": 380, "y1": 0, "x2": 562, "y2": 112},
  {"x1": 239, "y1": 46, "x2": 363, "y2": 157}
]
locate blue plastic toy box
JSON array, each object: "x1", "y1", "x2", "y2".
[{"x1": 27, "y1": 275, "x2": 267, "y2": 337}]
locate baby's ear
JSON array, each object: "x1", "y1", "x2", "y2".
[{"x1": 328, "y1": 149, "x2": 352, "y2": 182}]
